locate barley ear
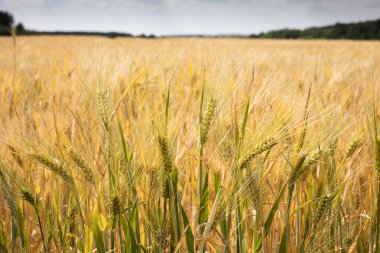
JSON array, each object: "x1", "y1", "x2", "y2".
[
  {"x1": 21, "y1": 189, "x2": 38, "y2": 210},
  {"x1": 96, "y1": 88, "x2": 110, "y2": 131},
  {"x1": 200, "y1": 98, "x2": 217, "y2": 144},
  {"x1": 345, "y1": 137, "x2": 362, "y2": 158},
  {"x1": 30, "y1": 152, "x2": 71, "y2": 183},
  {"x1": 312, "y1": 195, "x2": 331, "y2": 228},
  {"x1": 238, "y1": 137, "x2": 278, "y2": 170},
  {"x1": 66, "y1": 147, "x2": 95, "y2": 184},
  {"x1": 158, "y1": 135, "x2": 172, "y2": 173},
  {"x1": 157, "y1": 135, "x2": 172, "y2": 199}
]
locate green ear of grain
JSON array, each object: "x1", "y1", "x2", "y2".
[
  {"x1": 254, "y1": 181, "x2": 287, "y2": 252},
  {"x1": 345, "y1": 137, "x2": 362, "y2": 158}
]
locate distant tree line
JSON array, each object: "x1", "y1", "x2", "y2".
[
  {"x1": 251, "y1": 19, "x2": 380, "y2": 40},
  {"x1": 0, "y1": 10, "x2": 153, "y2": 38},
  {"x1": 1, "y1": 9, "x2": 380, "y2": 39},
  {"x1": 0, "y1": 10, "x2": 25, "y2": 35}
]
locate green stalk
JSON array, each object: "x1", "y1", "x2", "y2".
[
  {"x1": 118, "y1": 219, "x2": 124, "y2": 253},
  {"x1": 197, "y1": 76, "x2": 206, "y2": 251},
  {"x1": 373, "y1": 100, "x2": 380, "y2": 253},
  {"x1": 69, "y1": 180, "x2": 85, "y2": 238},
  {"x1": 36, "y1": 209, "x2": 47, "y2": 253},
  {"x1": 279, "y1": 155, "x2": 306, "y2": 252},
  {"x1": 235, "y1": 201, "x2": 242, "y2": 253},
  {"x1": 280, "y1": 184, "x2": 295, "y2": 252},
  {"x1": 376, "y1": 172, "x2": 380, "y2": 253},
  {"x1": 224, "y1": 212, "x2": 231, "y2": 253},
  {"x1": 0, "y1": 167, "x2": 26, "y2": 252},
  {"x1": 105, "y1": 132, "x2": 115, "y2": 252},
  {"x1": 232, "y1": 100, "x2": 249, "y2": 253},
  {"x1": 239, "y1": 99, "x2": 250, "y2": 149},
  {"x1": 197, "y1": 75, "x2": 205, "y2": 206},
  {"x1": 198, "y1": 144, "x2": 204, "y2": 207},
  {"x1": 295, "y1": 181, "x2": 301, "y2": 249},
  {"x1": 110, "y1": 230, "x2": 115, "y2": 251},
  {"x1": 118, "y1": 118, "x2": 141, "y2": 245}
]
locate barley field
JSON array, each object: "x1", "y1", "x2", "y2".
[{"x1": 0, "y1": 36, "x2": 380, "y2": 252}]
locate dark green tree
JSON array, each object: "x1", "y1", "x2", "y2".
[
  {"x1": 0, "y1": 11, "x2": 14, "y2": 28},
  {"x1": 16, "y1": 23, "x2": 25, "y2": 33}
]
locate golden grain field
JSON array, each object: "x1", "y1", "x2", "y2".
[{"x1": 0, "y1": 36, "x2": 380, "y2": 252}]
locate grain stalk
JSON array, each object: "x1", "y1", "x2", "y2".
[
  {"x1": 29, "y1": 152, "x2": 85, "y2": 242},
  {"x1": 279, "y1": 154, "x2": 307, "y2": 253},
  {"x1": 0, "y1": 163, "x2": 26, "y2": 252},
  {"x1": 20, "y1": 189, "x2": 47, "y2": 253},
  {"x1": 196, "y1": 74, "x2": 217, "y2": 250},
  {"x1": 374, "y1": 100, "x2": 380, "y2": 252}
]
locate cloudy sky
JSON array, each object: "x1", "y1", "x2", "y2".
[{"x1": 1, "y1": 0, "x2": 380, "y2": 35}]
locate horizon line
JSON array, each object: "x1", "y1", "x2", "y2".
[{"x1": 9, "y1": 17, "x2": 379, "y2": 38}]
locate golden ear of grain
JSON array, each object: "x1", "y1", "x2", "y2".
[
  {"x1": 288, "y1": 154, "x2": 307, "y2": 188},
  {"x1": 238, "y1": 137, "x2": 278, "y2": 170},
  {"x1": 66, "y1": 147, "x2": 95, "y2": 184},
  {"x1": 312, "y1": 195, "x2": 331, "y2": 227},
  {"x1": 8, "y1": 145, "x2": 24, "y2": 167},
  {"x1": 201, "y1": 98, "x2": 217, "y2": 144},
  {"x1": 96, "y1": 89, "x2": 110, "y2": 130},
  {"x1": 345, "y1": 137, "x2": 362, "y2": 158},
  {"x1": 67, "y1": 206, "x2": 78, "y2": 221},
  {"x1": 301, "y1": 149, "x2": 321, "y2": 171},
  {"x1": 245, "y1": 171, "x2": 261, "y2": 210},
  {"x1": 30, "y1": 152, "x2": 71, "y2": 182}
]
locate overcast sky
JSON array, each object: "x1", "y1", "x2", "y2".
[{"x1": 1, "y1": 0, "x2": 380, "y2": 35}]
